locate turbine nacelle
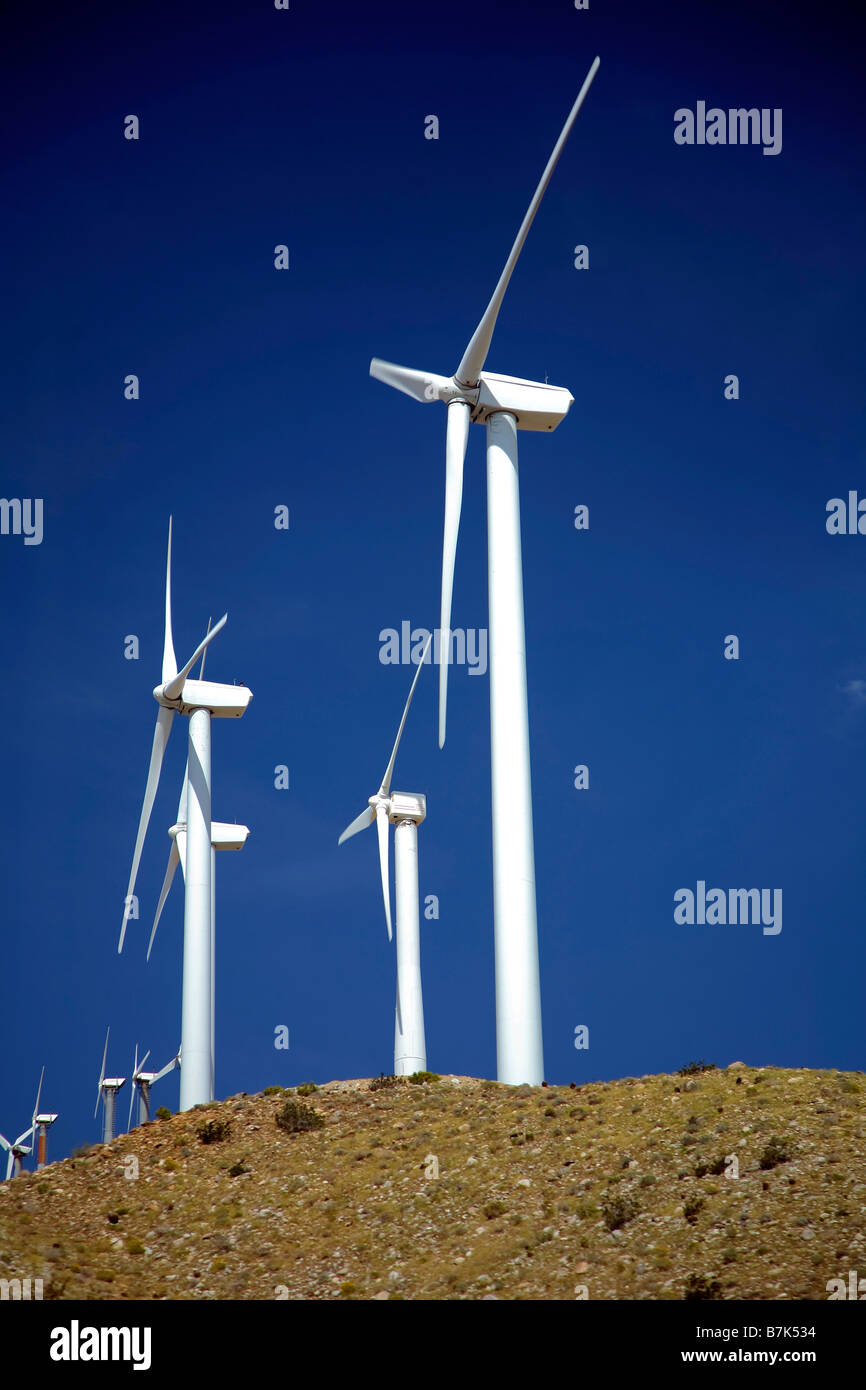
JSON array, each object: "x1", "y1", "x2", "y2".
[
  {"x1": 387, "y1": 791, "x2": 426, "y2": 826},
  {"x1": 153, "y1": 678, "x2": 253, "y2": 719},
  {"x1": 370, "y1": 359, "x2": 573, "y2": 433}
]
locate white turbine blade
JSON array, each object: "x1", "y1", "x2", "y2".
[
  {"x1": 140, "y1": 1049, "x2": 151, "y2": 1072},
  {"x1": 198, "y1": 618, "x2": 212, "y2": 680},
  {"x1": 128, "y1": 1074, "x2": 136, "y2": 1131},
  {"x1": 338, "y1": 805, "x2": 375, "y2": 845},
  {"x1": 378, "y1": 632, "x2": 432, "y2": 796},
  {"x1": 119, "y1": 705, "x2": 175, "y2": 952},
  {"x1": 0, "y1": 1133, "x2": 10, "y2": 1153},
  {"x1": 147, "y1": 839, "x2": 181, "y2": 961},
  {"x1": 176, "y1": 763, "x2": 189, "y2": 824},
  {"x1": 376, "y1": 804, "x2": 393, "y2": 941},
  {"x1": 162, "y1": 517, "x2": 178, "y2": 684},
  {"x1": 369, "y1": 359, "x2": 455, "y2": 404},
  {"x1": 153, "y1": 1052, "x2": 179, "y2": 1083},
  {"x1": 455, "y1": 56, "x2": 600, "y2": 386},
  {"x1": 162, "y1": 613, "x2": 227, "y2": 701},
  {"x1": 94, "y1": 1028, "x2": 109, "y2": 1118},
  {"x1": 13, "y1": 1128, "x2": 34, "y2": 1149},
  {"x1": 176, "y1": 829, "x2": 187, "y2": 879},
  {"x1": 31, "y1": 1066, "x2": 44, "y2": 1129},
  {"x1": 438, "y1": 401, "x2": 471, "y2": 748}
]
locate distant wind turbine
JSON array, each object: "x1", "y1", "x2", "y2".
[
  {"x1": 338, "y1": 635, "x2": 431, "y2": 1075},
  {"x1": 0, "y1": 1068, "x2": 46, "y2": 1180},
  {"x1": 368, "y1": 58, "x2": 601, "y2": 1084},
  {"x1": 128, "y1": 1043, "x2": 180, "y2": 1129},
  {"x1": 94, "y1": 1029, "x2": 126, "y2": 1145}
]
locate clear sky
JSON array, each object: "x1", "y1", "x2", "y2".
[{"x1": 1, "y1": 0, "x2": 863, "y2": 1162}]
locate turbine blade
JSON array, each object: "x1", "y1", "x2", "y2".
[
  {"x1": 438, "y1": 401, "x2": 471, "y2": 748},
  {"x1": 176, "y1": 763, "x2": 189, "y2": 825},
  {"x1": 95, "y1": 1028, "x2": 109, "y2": 1119},
  {"x1": 338, "y1": 805, "x2": 375, "y2": 845},
  {"x1": 198, "y1": 618, "x2": 212, "y2": 680},
  {"x1": 140, "y1": 1049, "x2": 151, "y2": 1072},
  {"x1": 119, "y1": 705, "x2": 175, "y2": 952},
  {"x1": 31, "y1": 1066, "x2": 44, "y2": 1127},
  {"x1": 153, "y1": 1052, "x2": 179, "y2": 1083},
  {"x1": 162, "y1": 517, "x2": 177, "y2": 685},
  {"x1": 176, "y1": 829, "x2": 187, "y2": 880},
  {"x1": 379, "y1": 632, "x2": 432, "y2": 796},
  {"x1": 162, "y1": 614, "x2": 227, "y2": 702},
  {"x1": 369, "y1": 359, "x2": 455, "y2": 404},
  {"x1": 376, "y1": 804, "x2": 392, "y2": 941},
  {"x1": 128, "y1": 1076, "x2": 136, "y2": 1131},
  {"x1": 454, "y1": 57, "x2": 600, "y2": 386},
  {"x1": 147, "y1": 839, "x2": 181, "y2": 961}
]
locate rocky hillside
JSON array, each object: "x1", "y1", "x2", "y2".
[{"x1": 1, "y1": 1062, "x2": 862, "y2": 1300}]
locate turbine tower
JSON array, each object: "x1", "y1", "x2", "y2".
[
  {"x1": 94, "y1": 1029, "x2": 126, "y2": 1145},
  {"x1": 129, "y1": 1044, "x2": 180, "y2": 1128},
  {"x1": 338, "y1": 635, "x2": 431, "y2": 1075},
  {"x1": 118, "y1": 518, "x2": 252, "y2": 1110},
  {"x1": 368, "y1": 58, "x2": 600, "y2": 1084},
  {"x1": 148, "y1": 759, "x2": 249, "y2": 1095}
]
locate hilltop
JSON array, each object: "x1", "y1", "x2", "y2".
[{"x1": 0, "y1": 1063, "x2": 863, "y2": 1300}]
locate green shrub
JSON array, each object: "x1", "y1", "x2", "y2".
[
  {"x1": 759, "y1": 1137, "x2": 790, "y2": 1170},
  {"x1": 196, "y1": 1117, "x2": 231, "y2": 1145},
  {"x1": 275, "y1": 1099, "x2": 324, "y2": 1134},
  {"x1": 684, "y1": 1273, "x2": 722, "y2": 1300},
  {"x1": 228, "y1": 1162, "x2": 246, "y2": 1177},
  {"x1": 263, "y1": 1086, "x2": 284, "y2": 1097},
  {"x1": 296, "y1": 1081, "x2": 318, "y2": 1097},
  {"x1": 155, "y1": 1107, "x2": 171, "y2": 1121},
  {"x1": 683, "y1": 1196, "x2": 704, "y2": 1224},
  {"x1": 602, "y1": 1195, "x2": 638, "y2": 1231},
  {"x1": 677, "y1": 1061, "x2": 716, "y2": 1077},
  {"x1": 369, "y1": 1074, "x2": 404, "y2": 1092},
  {"x1": 484, "y1": 1200, "x2": 507, "y2": 1220},
  {"x1": 409, "y1": 1071, "x2": 440, "y2": 1085}
]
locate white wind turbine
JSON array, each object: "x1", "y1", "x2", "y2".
[
  {"x1": 94, "y1": 1029, "x2": 126, "y2": 1145},
  {"x1": 128, "y1": 1043, "x2": 181, "y2": 1129},
  {"x1": 338, "y1": 635, "x2": 431, "y2": 1075},
  {"x1": 146, "y1": 633, "x2": 250, "y2": 1094},
  {"x1": 118, "y1": 518, "x2": 252, "y2": 1110},
  {"x1": 0, "y1": 1068, "x2": 46, "y2": 1180},
  {"x1": 369, "y1": 58, "x2": 600, "y2": 1084}
]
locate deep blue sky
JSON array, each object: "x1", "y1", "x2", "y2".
[{"x1": 1, "y1": 1, "x2": 863, "y2": 1161}]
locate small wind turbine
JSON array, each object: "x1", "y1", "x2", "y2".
[
  {"x1": 94, "y1": 1028, "x2": 126, "y2": 1145},
  {"x1": 0, "y1": 1069, "x2": 45, "y2": 1180},
  {"x1": 368, "y1": 58, "x2": 600, "y2": 1084},
  {"x1": 128, "y1": 1044, "x2": 180, "y2": 1128},
  {"x1": 118, "y1": 518, "x2": 252, "y2": 1110},
  {"x1": 338, "y1": 635, "x2": 431, "y2": 1075}
]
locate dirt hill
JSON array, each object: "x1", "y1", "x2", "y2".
[{"x1": 1, "y1": 1063, "x2": 863, "y2": 1300}]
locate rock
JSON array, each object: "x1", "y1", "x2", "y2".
[
  {"x1": 516, "y1": 1178, "x2": 531, "y2": 1188},
  {"x1": 372, "y1": 1289, "x2": 389, "y2": 1300}
]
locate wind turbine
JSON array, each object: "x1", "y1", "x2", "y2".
[
  {"x1": 338, "y1": 635, "x2": 431, "y2": 1075},
  {"x1": 94, "y1": 1028, "x2": 126, "y2": 1145},
  {"x1": 0, "y1": 1068, "x2": 45, "y2": 1180},
  {"x1": 128, "y1": 1044, "x2": 181, "y2": 1128},
  {"x1": 118, "y1": 518, "x2": 252, "y2": 1110},
  {"x1": 368, "y1": 58, "x2": 600, "y2": 1085}
]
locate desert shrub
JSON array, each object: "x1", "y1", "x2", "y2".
[
  {"x1": 684, "y1": 1273, "x2": 722, "y2": 1300},
  {"x1": 409, "y1": 1071, "x2": 440, "y2": 1085},
  {"x1": 484, "y1": 1200, "x2": 507, "y2": 1220},
  {"x1": 196, "y1": 1117, "x2": 231, "y2": 1145},
  {"x1": 677, "y1": 1060, "x2": 716, "y2": 1077},
  {"x1": 228, "y1": 1162, "x2": 246, "y2": 1177},
  {"x1": 155, "y1": 1107, "x2": 171, "y2": 1121},
  {"x1": 759, "y1": 1137, "x2": 790, "y2": 1170},
  {"x1": 369, "y1": 1074, "x2": 404, "y2": 1092},
  {"x1": 683, "y1": 1196, "x2": 705, "y2": 1224},
  {"x1": 263, "y1": 1086, "x2": 284, "y2": 1097},
  {"x1": 602, "y1": 1195, "x2": 638, "y2": 1231},
  {"x1": 276, "y1": 1099, "x2": 324, "y2": 1134},
  {"x1": 296, "y1": 1081, "x2": 318, "y2": 1097}
]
